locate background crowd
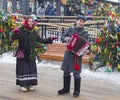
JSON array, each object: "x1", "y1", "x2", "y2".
[{"x1": 0, "y1": 0, "x2": 119, "y2": 17}]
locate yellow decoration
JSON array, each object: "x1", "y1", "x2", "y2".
[
  {"x1": 118, "y1": 52, "x2": 120, "y2": 55},
  {"x1": 12, "y1": 40, "x2": 18, "y2": 49},
  {"x1": 118, "y1": 63, "x2": 120, "y2": 70},
  {"x1": 91, "y1": 45, "x2": 97, "y2": 52},
  {"x1": 0, "y1": 24, "x2": 2, "y2": 28},
  {"x1": 8, "y1": 15, "x2": 17, "y2": 30},
  {"x1": 109, "y1": 34, "x2": 117, "y2": 40},
  {"x1": 34, "y1": 26, "x2": 39, "y2": 31},
  {"x1": 81, "y1": 0, "x2": 85, "y2": 3},
  {"x1": 104, "y1": 47, "x2": 107, "y2": 54},
  {"x1": 60, "y1": 0, "x2": 67, "y2": 4}
]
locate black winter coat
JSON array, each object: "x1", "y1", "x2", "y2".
[{"x1": 12, "y1": 26, "x2": 52, "y2": 61}]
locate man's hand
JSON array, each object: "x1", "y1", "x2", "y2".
[
  {"x1": 65, "y1": 37, "x2": 72, "y2": 42},
  {"x1": 83, "y1": 49, "x2": 89, "y2": 55}
]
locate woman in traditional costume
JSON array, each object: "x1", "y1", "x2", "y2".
[{"x1": 12, "y1": 17, "x2": 57, "y2": 92}]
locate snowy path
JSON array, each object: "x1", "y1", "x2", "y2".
[{"x1": 0, "y1": 52, "x2": 120, "y2": 100}]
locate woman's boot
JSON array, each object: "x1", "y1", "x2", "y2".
[{"x1": 58, "y1": 75, "x2": 71, "y2": 95}]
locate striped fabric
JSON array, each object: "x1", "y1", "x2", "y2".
[{"x1": 16, "y1": 59, "x2": 38, "y2": 86}]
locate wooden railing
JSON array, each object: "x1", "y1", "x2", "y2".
[
  {"x1": 36, "y1": 15, "x2": 106, "y2": 23},
  {"x1": 37, "y1": 19, "x2": 104, "y2": 42}
]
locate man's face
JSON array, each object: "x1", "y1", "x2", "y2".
[{"x1": 76, "y1": 19, "x2": 85, "y2": 28}]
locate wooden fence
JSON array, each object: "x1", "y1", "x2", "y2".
[{"x1": 36, "y1": 15, "x2": 106, "y2": 23}]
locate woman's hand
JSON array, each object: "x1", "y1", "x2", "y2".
[{"x1": 13, "y1": 28, "x2": 20, "y2": 35}]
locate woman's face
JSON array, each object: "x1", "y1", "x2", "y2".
[
  {"x1": 76, "y1": 19, "x2": 85, "y2": 28},
  {"x1": 28, "y1": 18, "x2": 33, "y2": 27}
]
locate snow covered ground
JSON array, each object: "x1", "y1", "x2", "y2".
[{"x1": 0, "y1": 51, "x2": 120, "y2": 85}]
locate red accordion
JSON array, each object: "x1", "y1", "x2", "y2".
[{"x1": 66, "y1": 34, "x2": 91, "y2": 56}]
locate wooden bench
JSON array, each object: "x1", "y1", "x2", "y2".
[
  {"x1": 40, "y1": 43, "x2": 66, "y2": 61},
  {"x1": 40, "y1": 43, "x2": 89, "y2": 64}
]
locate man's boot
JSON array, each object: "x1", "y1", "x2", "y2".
[
  {"x1": 58, "y1": 75, "x2": 71, "y2": 95},
  {"x1": 73, "y1": 77, "x2": 81, "y2": 98}
]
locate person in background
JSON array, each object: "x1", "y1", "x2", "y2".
[
  {"x1": 75, "y1": 6, "x2": 84, "y2": 16},
  {"x1": 36, "y1": 5, "x2": 45, "y2": 18},
  {"x1": 87, "y1": 8, "x2": 93, "y2": 21},
  {"x1": 47, "y1": 5, "x2": 55, "y2": 16},
  {"x1": 54, "y1": 8, "x2": 59, "y2": 16},
  {"x1": 66, "y1": 6, "x2": 74, "y2": 16},
  {"x1": 45, "y1": 4, "x2": 50, "y2": 15},
  {"x1": 12, "y1": 17, "x2": 57, "y2": 92},
  {"x1": 2, "y1": 0, "x2": 8, "y2": 12},
  {"x1": 58, "y1": 15, "x2": 90, "y2": 98},
  {"x1": 7, "y1": 0, "x2": 12, "y2": 14}
]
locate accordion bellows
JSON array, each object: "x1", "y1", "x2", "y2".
[{"x1": 66, "y1": 34, "x2": 91, "y2": 56}]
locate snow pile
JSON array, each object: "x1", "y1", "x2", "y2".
[
  {"x1": 0, "y1": 51, "x2": 16, "y2": 64},
  {"x1": 0, "y1": 52, "x2": 120, "y2": 85}
]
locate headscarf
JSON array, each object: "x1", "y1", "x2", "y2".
[{"x1": 22, "y1": 18, "x2": 37, "y2": 30}]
